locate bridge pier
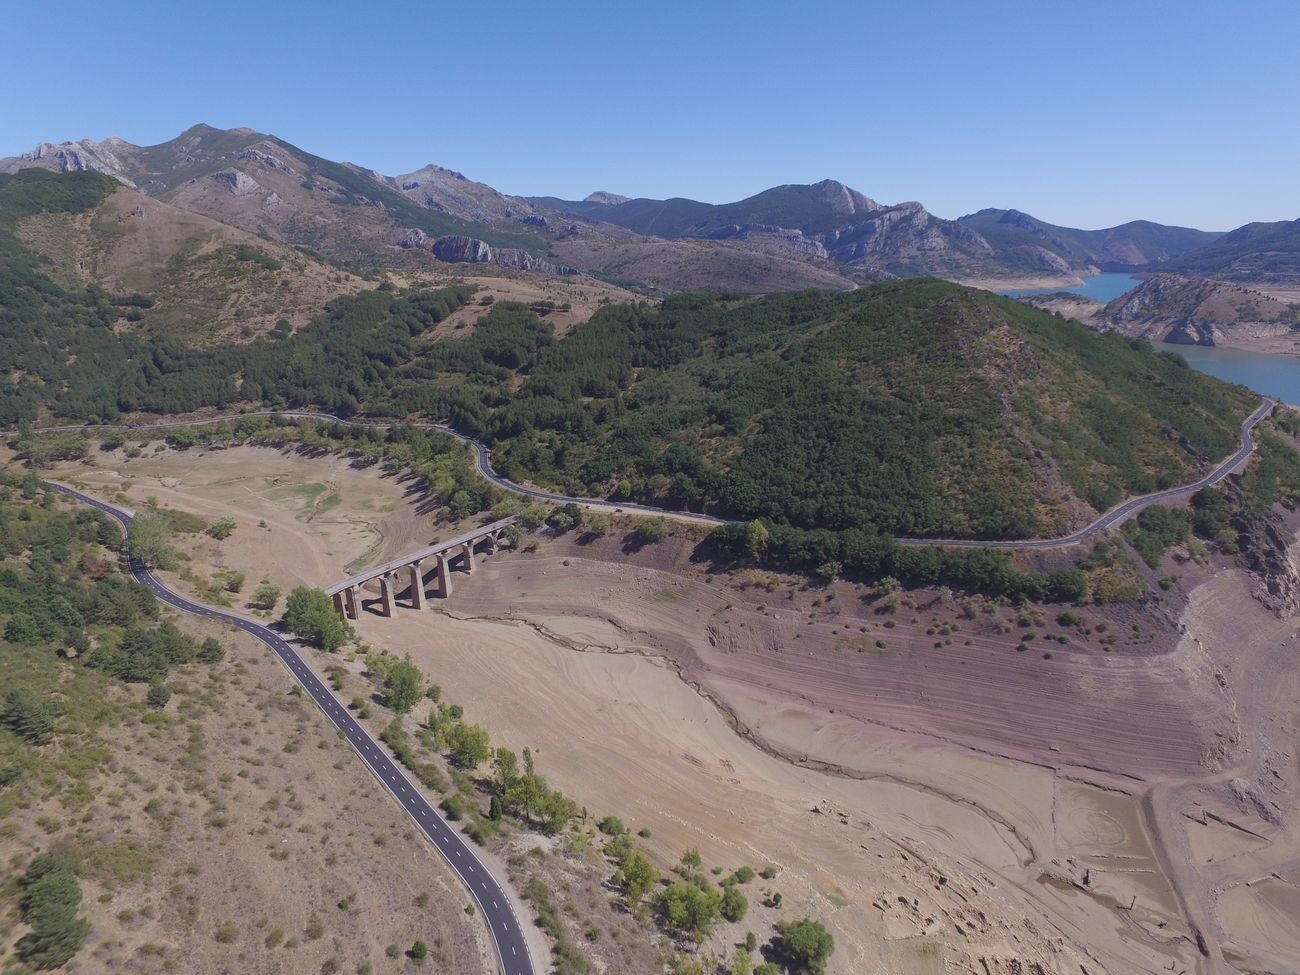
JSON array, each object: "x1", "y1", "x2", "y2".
[
  {"x1": 324, "y1": 515, "x2": 517, "y2": 617},
  {"x1": 436, "y1": 552, "x2": 453, "y2": 598},
  {"x1": 409, "y1": 560, "x2": 426, "y2": 610}
]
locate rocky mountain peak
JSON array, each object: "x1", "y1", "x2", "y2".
[{"x1": 584, "y1": 191, "x2": 630, "y2": 206}]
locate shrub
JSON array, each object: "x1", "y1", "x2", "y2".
[
  {"x1": 721, "y1": 886, "x2": 748, "y2": 923},
  {"x1": 206, "y1": 517, "x2": 237, "y2": 540},
  {"x1": 598, "y1": 815, "x2": 625, "y2": 836},
  {"x1": 635, "y1": 517, "x2": 667, "y2": 544},
  {"x1": 145, "y1": 683, "x2": 171, "y2": 710},
  {"x1": 283, "y1": 587, "x2": 352, "y2": 651}
]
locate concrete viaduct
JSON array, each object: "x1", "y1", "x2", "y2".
[{"x1": 325, "y1": 517, "x2": 517, "y2": 619}]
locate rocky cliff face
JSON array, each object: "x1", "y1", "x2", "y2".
[
  {"x1": 493, "y1": 248, "x2": 578, "y2": 275},
  {"x1": 823, "y1": 202, "x2": 994, "y2": 264},
  {"x1": 211, "y1": 168, "x2": 262, "y2": 196},
  {"x1": 422, "y1": 235, "x2": 576, "y2": 274},
  {"x1": 707, "y1": 224, "x2": 829, "y2": 259},
  {"x1": 431, "y1": 235, "x2": 494, "y2": 263},
  {"x1": 1238, "y1": 506, "x2": 1300, "y2": 618},
  {"x1": 2, "y1": 137, "x2": 138, "y2": 187}
]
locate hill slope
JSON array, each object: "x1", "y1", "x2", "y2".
[
  {"x1": 1094, "y1": 274, "x2": 1300, "y2": 347},
  {"x1": 1, "y1": 125, "x2": 549, "y2": 266},
  {"x1": 429, "y1": 282, "x2": 1258, "y2": 540},
  {"x1": 3, "y1": 177, "x2": 1256, "y2": 545},
  {"x1": 1158, "y1": 218, "x2": 1300, "y2": 282},
  {"x1": 957, "y1": 209, "x2": 1223, "y2": 270}
]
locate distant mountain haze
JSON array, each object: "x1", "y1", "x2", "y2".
[{"x1": 3, "y1": 124, "x2": 1291, "y2": 293}]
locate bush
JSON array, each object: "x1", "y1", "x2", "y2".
[
  {"x1": 546, "y1": 503, "x2": 584, "y2": 533},
  {"x1": 251, "y1": 581, "x2": 281, "y2": 611},
  {"x1": 721, "y1": 886, "x2": 748, "y2": 923},
  {"x1": 206, "y1": 517, "x2": 237, "y2": 540},
  {"x1": 197, "y1": 637, "x2": 225, "y2": 663},
  {"x1": 145, "y1": 683, "x2": 171, "y2": 710},
  {"x1": 4, "y1": 688, "x2": 57, "y2": 743},
  {"x1": 598, "y1": 815, "x2": 625, "y2": 836},
  {"x1": 635, "y1": 516, "x2": 668, "y2": 544}
]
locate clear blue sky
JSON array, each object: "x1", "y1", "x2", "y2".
[{"x1": 3, "y1": 0, "x2": 1296, "y2": 230}]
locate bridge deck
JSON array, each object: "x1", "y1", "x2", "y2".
[{"x1": 325, "y1": 517, "x2": 517, "y2": 595}]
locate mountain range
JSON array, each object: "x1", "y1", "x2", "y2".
[{"x1": 2, "y1": 123, "x2": 1295, "y2": 292}]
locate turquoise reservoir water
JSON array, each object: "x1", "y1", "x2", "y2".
[
  {"x1": 1003, "y1": 272, "x2": 1143, "y2": 303},
  {"x1": 1159, "y1": 343, "x2": 1300, "y2": 406}
]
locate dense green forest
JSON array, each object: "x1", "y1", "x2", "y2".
[
  {"x1": 470, "y1": 284, "x2": 1256, "y2": 538},
  {"x1": 0, "y1": 171, "x2": 1259, "y2": 548}
]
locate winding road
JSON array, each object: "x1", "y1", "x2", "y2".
[
  {"x1": 29, "y1": 395, "x2": 1276, "y2": 549},
  {"x1": 48, "y1": 483, "x2": 536, "y2": 975}
]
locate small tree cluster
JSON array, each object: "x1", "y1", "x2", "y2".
[
  {"x1": 16, "y1": 853, "x2": 89, "y2": 968},
  {"x1": 283, "y1": 587, "x2": 353, "y2": 651}
]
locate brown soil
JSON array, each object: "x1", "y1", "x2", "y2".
[
  {"x1": 45, "y1": 445, "x2": 1300, "y2": 975},
  {"x1": 2, "y1": 607, "x2": 486, "y2": 975},
  {"x1": 17, "y1": 186, "x2": 370, "y2": 342}
]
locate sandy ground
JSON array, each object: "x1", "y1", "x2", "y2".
[
  {"x1": 953, "y1": 274, "x2": 1086, "y2": 292},
  {"x1": 50, "y1": 443, "x2": 427, "y2": 593},
  {"x1": 44, "y1": 444, "x2": 1300, "y2": 975}
]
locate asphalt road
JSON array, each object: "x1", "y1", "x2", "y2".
[
  {"x1": 30, "y1": 395, "x2": 1274, "y2": 549},
  {"x1": 49, "y1": 483, "x2": 535, "y2": 975}
]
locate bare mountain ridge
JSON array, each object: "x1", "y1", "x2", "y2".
[{"x1": 1, "y1": 124, "x2": 1243, "y2": 292}]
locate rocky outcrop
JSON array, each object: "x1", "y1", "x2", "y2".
[
  {"x1": 211, "y1": 168, "x2": 261, "y2": 196},
  {"x1": 707, "y1": 224, "x2": 829, "y2": 260},
  {"x1": 584, "y1": 191, "x2": 630, "y2": 206},
  {"x1": 2, "y1": 138, "x2": 137, "y2": 187},
  {"x1": 824, "y1": 203, "x2": 993, "y2": 263},
  {"x1": 391, "y1": 164, "x2": 543, "y2": 225},
  {"x1": 1023, "y1": 245, "x2": 1072, "y2": 274},
  {"x1": 431, "y1": 235, "x2": 493, "y2": 263},
  {"x1": 232, "y1": 147, "x2": 295, "y2": 174},
  {"x1": 397, "y1": 228, "x2": 428, "y2": 249},
  {"x1": 1241, "y1": 508, "x2": 1300, "y2": 618},
  {"x1": 494, "y1": 249, "x2": 577, "y2": 275}
]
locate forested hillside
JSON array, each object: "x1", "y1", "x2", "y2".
[
  {"x1": 1, "y1": 172, "x2": 1259, "y2": 545},
  {"x1": 458, "y1": 283, "x2": 1256, "y2": 539}
]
